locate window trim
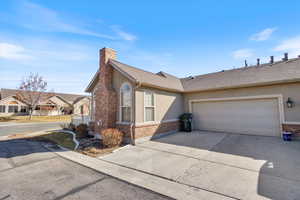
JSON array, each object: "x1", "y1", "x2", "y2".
[
  {"x1": 144, "y1": 90, "x2": 156, "y2": 122},
  {"x1": 119, "y1": 82, "x2": 133, "y2": 123},
  {"x1": 8, "y1": 105, "x2": 18, "y2": 113},
  {"x1": 0, "y1": 105, "x2": 6, "y2": 113},
  {"x1": 20, "y1": 106, "x2": 27, "y2": 113}
]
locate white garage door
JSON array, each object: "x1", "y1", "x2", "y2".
[{"x1": 191, "y1": 98, "x2": 281, "y2": 137}]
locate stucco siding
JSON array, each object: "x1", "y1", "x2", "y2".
[
  {"x1": 135, "y1": 87, "x2": 183, "y2": 123},
  {"x1": 184, "y1": 82, "x2": 300, "y2": 123},
  {"x1": 49, "y1": 96, "x2": 69, "y2": 107},
  {"x1": 73, "y1": 98, "x2": 90, "y2": 115}
]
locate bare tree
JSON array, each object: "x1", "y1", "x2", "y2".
[{"x1": 16, "y1": 73, "x2": 52, "y2": 119}]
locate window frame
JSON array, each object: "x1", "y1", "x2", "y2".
[
  {"x1": 8, "y1": 105, "x2": 18, "y2": 113},
  {"x1": 20, "y1": 106, "x2": 27, "y2": 113},
  {"x1": 119, "y1": 82, "x2": 132, "y2": 123},
  {"x1": 144, "y1": 90, "x2": 156, "y2": 122},
  {"x1": 0, "y1": 105, "x2": 6, "y2": 113}
]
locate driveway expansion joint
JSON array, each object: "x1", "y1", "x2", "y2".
[
  {"x1": 136, "y1": 143, "x2": 300, "y2": 184},
  {"x1": 97, "y1": 157, "x2": 240, "y2": 200}
]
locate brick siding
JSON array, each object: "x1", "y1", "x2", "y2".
[{"x1": 94, "y1": 48, "x2": 118, "y2": 134}]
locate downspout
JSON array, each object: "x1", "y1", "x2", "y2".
[{"x1": 131, "y1": 80, "x2": 141, "y2": 145}]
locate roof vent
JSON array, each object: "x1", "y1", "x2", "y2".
[
  {"x1": 282, "y1": 53, "x2": 288, "y2": 61},
  {"x1": 156, "y1": 71, "x2": 167, "y2": 78},
  {"x1": 270, "y1": 56, "x2": 274, "y2": 64}
]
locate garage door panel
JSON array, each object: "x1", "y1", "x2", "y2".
[{"x1": 192, "y1": 98, "x2": 280, "y2": 136}]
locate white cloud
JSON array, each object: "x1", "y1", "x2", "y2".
[
  {"x1": 16, "y1": 1, "x2": 115, "y2": 39},
  {"x1": 273, "y1": 35, "x2": 300, "y2": 58},
  {"x1": 250, "y1": 27, "x2": 277, "y2": 41},
  {"x1": 111, "y1": 25, "x2": 137, "y2": 41},
  {"x1": 0, "y1": 43, "x2": 34, "y2": 60},
  {"x1": 232, "y1": 48, "x2": 254, "y2": 59}
]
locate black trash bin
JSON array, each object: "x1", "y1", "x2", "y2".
[{"x1": 179, "y1": 113, "x2": 193, "y2": 132}]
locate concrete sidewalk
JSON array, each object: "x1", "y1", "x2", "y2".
[{"x1": 48, "y1": 145, "x2": 234, "y2": 200}]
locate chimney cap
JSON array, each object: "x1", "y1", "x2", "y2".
[{"x1": 100, "y1": 47, "x2": 117, "y2": 52}]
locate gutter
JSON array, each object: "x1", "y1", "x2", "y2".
[{"x1": 130, "y1": 81, "x2": 142, "y2": 145}]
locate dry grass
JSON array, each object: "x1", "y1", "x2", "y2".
[
  {"x1": 32, "y1": 132, "x2": 76, "y2": 150},
  {"x1": 0, "y1": 115, "x2": 72, "y2": 123}
]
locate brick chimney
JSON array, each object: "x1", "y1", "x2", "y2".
[{"x1": 94, "y1": 47, "x2": 117, "y2": 134}]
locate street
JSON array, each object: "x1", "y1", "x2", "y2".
[
  {"x1": 0, "y1": 139, "x2": 171, "y2": 200},
  {"x1": 0, "y1": 122, "x2": 62, "y2": 136}
]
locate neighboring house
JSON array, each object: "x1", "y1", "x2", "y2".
[
  {"x1": 0, "y1": 88, "x2": 90, "y2": 116},
  {"x1": 86, "y1": 47, "x2": 300, "y2": 142}
]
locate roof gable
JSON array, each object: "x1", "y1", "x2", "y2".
[{"x1": 0, "y1": 88, "x2": 88, "y2": 104}]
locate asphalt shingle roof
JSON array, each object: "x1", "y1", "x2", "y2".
[
  {"x1": 109, "y1": 59, "x2": 184, "y2": 92},
  {"x1": 86, "y1": 57, "x2": 300, "y2": 93},
  {"x1": 181, "y1": 58, "x2": 300, "y2": 92},
  {"x1": 0, "y1": 88, "x2": 88, "y2": 103}
]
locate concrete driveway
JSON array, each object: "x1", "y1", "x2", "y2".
[
  {"x1": 0, "y1": 139, "x2": 171, "y2": 200},
  {"x1": 101, "y1": 131, "x2": 300, "y2": 200}
]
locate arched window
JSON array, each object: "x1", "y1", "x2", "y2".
[{"x1": 120, "y1": 82, "x2": 132, "y2": 122}]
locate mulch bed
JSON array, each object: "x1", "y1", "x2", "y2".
[{"x1": 76, "y1": 137, "x2": 124, "y2": 157}]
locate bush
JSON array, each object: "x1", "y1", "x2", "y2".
[
  {"x1": 88, "y1": 121, "x2": 95, "y2": 132},
  {"x1": 75, "y1": 123, "x2": 88, "y2": 138},
  {"x1": 101, "y1": 128, "x2": 124, "y2": 148},
  {"x1": 69, "y1": 123, "x2": 76, "y2": 131}
]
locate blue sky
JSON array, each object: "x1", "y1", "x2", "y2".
[{"x1": 1, "y1": 0, "x2": 300, "y2": 94}]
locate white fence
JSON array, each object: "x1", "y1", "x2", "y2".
[{"x1": 71, "y1": 115, "x2": 91, "y2": 126}]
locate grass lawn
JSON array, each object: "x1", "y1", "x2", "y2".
[
  {"x1": 0, "y1": 115, "x2": 72, "y2": 123},
  {"x1": 33, "y1": 132, "x2": 76, "y2": 150}
]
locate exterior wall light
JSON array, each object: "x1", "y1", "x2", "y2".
[{"x1": 286, "y1": 97, "x2": 294, "y2": 108}]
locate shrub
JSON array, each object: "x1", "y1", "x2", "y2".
[
  {"x1": 88, "y1": 121, "x2": 95, "y2": 132},
  {"x1": 101, "y1": 128, "x2": 124, "y2": 148},
  {"x1": 69, "y1": 123, "x2": 76, "y2": 131},
  {"x1": 75, "y1": 123, "x2": 88, "y2": 138}
]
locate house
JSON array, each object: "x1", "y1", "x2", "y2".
[
  {"x1": 86, "y1": 47, "x2": 300, "y2": 142},
  {"x1": 0, "y1": 88, "x2": 90, "y2": 116}
]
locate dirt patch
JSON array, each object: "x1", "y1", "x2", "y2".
[{"x1": 76, "y1": 138, "x2": 124, "y2": 157}]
